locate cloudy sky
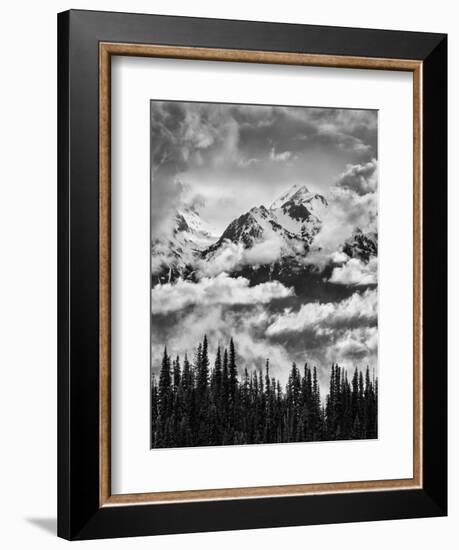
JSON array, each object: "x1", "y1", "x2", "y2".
[
  {"x1": 150, "y1": 100, "x2": 378, "y2": 391},
  {"x1": 150, "y1": 101, "x2": 377, "y2": 236}
]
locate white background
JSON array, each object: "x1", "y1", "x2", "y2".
[
  {"x1": 111, "y1": 58, "x2": 413, "y2": 494},
  {"x1": 0, "y1": 1, "x2": 456, "y2": 548}
]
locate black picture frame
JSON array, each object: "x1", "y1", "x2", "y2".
[{"x1": 58, "y1": 9, "x2": 447, "y2": 540}]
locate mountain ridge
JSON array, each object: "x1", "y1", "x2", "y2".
[{"x1": 151, "y1": 183, "x2": 376, "y2": 289}]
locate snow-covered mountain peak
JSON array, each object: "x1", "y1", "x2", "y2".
[
  {"x1": 271, "y1": 183, "x2": 327, "y2": 209},
  {"x1": 270, "y1": 184, "x2": 311, "y2": 209},
  {"x1": 266, "y1": 183, "x2": 327, "y2": 242},
  {"x1": 151, "y1": 205, "x2": 218, "y2": 280},
  {"x1": 176, "y1": 206, "x2": 217, "y2": 247}
]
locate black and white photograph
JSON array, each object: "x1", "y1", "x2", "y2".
[
  {"x1": 150, "y1": 100, "x2": 378, "y2": 448},
  {"x1": 0, "y1": 2, "x2": 450, "y2": 546}
]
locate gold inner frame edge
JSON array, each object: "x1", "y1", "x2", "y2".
[{"x1": 99, "y1": 42, "x2": 423, "y2": 507}]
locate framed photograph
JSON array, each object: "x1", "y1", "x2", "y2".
[{"x1": 58, "y1": 10, "x2": 447, "y2": 540}]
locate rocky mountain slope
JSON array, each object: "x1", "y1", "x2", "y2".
[{"x1": 152, "y1": 183, "x2": 376, "y2": 293}]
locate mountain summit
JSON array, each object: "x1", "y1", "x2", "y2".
[
  {"x1": 204, "y1": 184, "x2": 328, "y2": 262},
  {"x1": 269, "y1": 184, "x2": 328, "y2": 241},
  {"x1": 270, "y1": 183, "x2": 327, "y2": 211},
  {"x1": 151, "y1": 205, "x2": 218, "y2": 283}
]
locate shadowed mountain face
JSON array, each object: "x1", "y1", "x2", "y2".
[
  {"x1": 212, "y1": 205, "x2": 277, "y2": 249},
  {"x1": 343, "y1": 229, "x2": 378, "y2": 263},
  {"x1": 208, "y1": 185, "x2": 328, "y2": 253},
  {"x1": 151, "y1": 183, "x2": 377, "y2": 296}
]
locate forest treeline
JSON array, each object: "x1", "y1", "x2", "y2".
[{"x1": 151, "y1": 336, "x2": 378, "y2": 448}]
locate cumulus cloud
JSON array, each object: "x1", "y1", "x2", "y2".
[
  {"x1": 151, "y1": 302, "x2": 294, "y2": 386},
  {"x1": 305, "y1": 173, "x2": 378, "y2": 269},
  {"x1": 151, "y1": 274, "x2": 293, "y2": 314},
  {"x1": 306, "y1": 158, "x2": 378, "y2": 267},
  {"x1": 329, "y1": 257, "x2": 377, "y2": 286},
  {"x1": 195, "y1": 241, "x2": 245, "y2": 278},
  {"x1": 245, "y1": 234, "x2": 285, "y2": 265},
  {"x1": 237, "y1": 157, "x2": 259, "y2": 167},
  {"x1": 196, "y1": 227, "x2": 287, "y2": 278},
  {"x1": 152, "y1": 288, "x2": 378, "y2": 392},
  {"x1": 269, "y1": 147, "x2": 292, "y2": 162},
  {"x1": 332, "y1": 326, "x2": 378, "y2": 362},
  {"x1": 266, "y1": 289, "x2": 377, "y2": 337},
  {"x1": 150, "y1": 101, "x2": 244, "y2": 237},
  {"x1": 261, "y1": 289, "x2": 378, "y2": 386},
  {"x1": 335, "y1": 158, "x2": 377, "y2": 196}
]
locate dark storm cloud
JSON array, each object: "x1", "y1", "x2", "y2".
[
  {"x1": 150, "y1": 102, "x2": 378, "y2": 173},
  {"x1": 236, "y1": 106, "x2": 377, "y2": 162}
]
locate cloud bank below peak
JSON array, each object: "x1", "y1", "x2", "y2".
[{"x1": 151, "y1": 273, "x2": 294, "y2": 314}]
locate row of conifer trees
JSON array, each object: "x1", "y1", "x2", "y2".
[{"x1": 151, "y1": 336, "x2": 378, "y2": 448}]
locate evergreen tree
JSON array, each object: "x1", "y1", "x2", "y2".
[
  {"x1": 151, "y1": 337, "x2": 378, "y2": 449},
  {"x1": 221, "y1": 347, "x2": 229, "y2": 418},
  {"x1": 157, "y1": 347, "x2": 172, "y2": 445},
  {"x1": 311, "y1": 367, "x2": 321, "y2": 440},
  {"x1": 197, "y1": 336, "x2": 209, "y2": 396},
  {"x1": 158, "y1": 347, "x2": 171, "y2": 415},
  {"x1": 151, "y1": 375, "x2": 158, "y2": 445},
  {"x1": 173, "y1": 355, "x2": 181, "y2": 391},
  {"x1": 211, "y1": 346, "x2": 222, "y2": 395},
  {"x1": 228, "y1": 338, "x2": 238, "y2": 400}
]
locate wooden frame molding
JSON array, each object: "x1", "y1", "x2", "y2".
[{"x1": 99, "y1": 42, "x2": 423, "y2": 507}]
